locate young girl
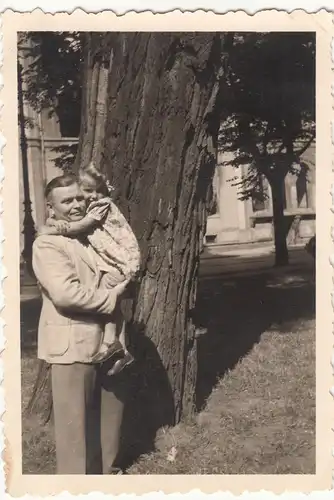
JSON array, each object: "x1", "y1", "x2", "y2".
[{"x1": 41, "y1": 163, "x2": 141, "y2": 375}]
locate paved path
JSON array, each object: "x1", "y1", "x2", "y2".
[{"x1": 199, "y1": 245, "x2": 313, "y2": 280}]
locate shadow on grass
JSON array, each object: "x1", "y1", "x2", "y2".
[
  {"x1": 195, "y1": 267, "x2": 315, "y2": 412},
  {"x1": 117, "y1": 326, "x2": 175, "y2": 470}
]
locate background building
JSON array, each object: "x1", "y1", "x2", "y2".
[
  {"x1": 206, "y1": 146, "x2": 315, "y2": 247},
  {"x1": 18, "y1": 43, "x2": 78, "y2": 256}
]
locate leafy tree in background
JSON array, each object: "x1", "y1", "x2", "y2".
[
  {"x1": 18, "y1": 31, "x2": 84, "y2": 169},
  {"x1": 219, "y1": 32, "x2": 315, "y2": 266}
]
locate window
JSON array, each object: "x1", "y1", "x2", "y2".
[
  {"x1": 252, "y1": 175, "x2": 269, "y2": 212},
  {"x1": 296, "y1": 166, "x2": 309, "y2": 208},
  {"x1": 282, "y1": 179, "x2": 287, "y2": 210},
  {"x1": 206, "y1": 235, "x2": 217, "y2": 244},
  {"x1": 208, "y1": 192, "x2": 218, "y2": 216},
  {"x1": 208, "y1": 168, "x2": 219, "y2": 216},
  {"x1": 56, "y1": 90, "x2": 81, "y2": 138}
]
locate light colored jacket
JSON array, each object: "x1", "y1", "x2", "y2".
[{"x1": 32, "y1": 234, "x2": 121, "y2": 364}]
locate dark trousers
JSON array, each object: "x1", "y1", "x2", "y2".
[{"x1": 51, "y1": 363, "x2": 127, "y2": 474}]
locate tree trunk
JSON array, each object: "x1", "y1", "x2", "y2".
[
  {"x1": 270, "y1": 176, "x2": 289, "y2": 266},
  {"x1": 75, "y1": 33, "x2": 115, "y2": 171},
  {"x1": 76, "y1": 33, "x2": 224, "y2": 431}
]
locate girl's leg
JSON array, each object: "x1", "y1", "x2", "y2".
[
  {"x1": 107, "y1": 321, "x2": 134, "y2": 376},
  {"x1": 118, "y1": 320, "x2": 128, "y2": 354},
  {"x1": 93, "y1": 273, "x2": 129, "y2": 365},
  {"x1": 91, "y1": 319, "x2": 124, "y2": 363},
  {"x1": 103, "y1": 320, "x2": 118, "y2": 347}
]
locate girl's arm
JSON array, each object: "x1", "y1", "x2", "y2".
[
  {"x1": 63, "y1": 201, "x2": 111, "y2": 235},
  {"x1": 58, "y1": 215, "x2": 99, "y2": 236},
  {"x1": 38, "y1": 215, "x2": 99, "y2": 237},
  {"x1": 38, "y1": 199, "x2": 111, "y2": 237}
]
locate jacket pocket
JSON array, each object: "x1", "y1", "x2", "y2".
[
  {"x1": 44, "y1": 324, "x2": 70, "y2": 356},
  {"x1": 72, "y1": 323, "x2": 103, "y2": 358}
]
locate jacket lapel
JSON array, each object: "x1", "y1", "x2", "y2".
[{"x1": 68, "y1": 238, "x2": 99, "y2": 274}]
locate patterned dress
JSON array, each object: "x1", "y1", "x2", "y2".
[{"x1": 86, "y1": 197, "x2": 141, "y2": 280}]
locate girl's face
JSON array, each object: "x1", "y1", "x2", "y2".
[{"x1": 79, "y1": 172, "x2": 105, "y2": 202}]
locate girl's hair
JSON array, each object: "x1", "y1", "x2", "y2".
[{"x1": 79, "y1": 162, "x2": 114, "y2": 196}]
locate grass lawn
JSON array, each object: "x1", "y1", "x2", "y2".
[
  {"x1": 129, "y1": 319, "x2": 315, "y2": 474},
  {"x1": 21, "y1": 262, "x2": 315, "y2": 475},
  {"x1": 21, "y1": 356, "x2": 56, "y2": 474}
]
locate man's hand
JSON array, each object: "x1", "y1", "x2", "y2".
[
  {"x1": 101, "y1": 273, "x2": 137, "y2": 299},
  {"x1": 51, "y1": 220, "x2": 70, "y2": 235},
  {"x1": 113, "y1": 279, "x2": 131, "y2": 298},
  {"x1": 45, "y1": 217, "x2": 57, "y2": 226},
  {"x1": 100, "y1": 273, "x2": 118, "y2": 289}
]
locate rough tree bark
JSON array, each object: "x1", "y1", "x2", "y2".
[
  {"x1": 75, "y1": 32, "x2": 224, "y2": 427},
  {"x1": 74, "y1": 33, "x2": 114, "y2": 171}
]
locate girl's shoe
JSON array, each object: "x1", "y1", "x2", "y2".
[
  {"x1": 91, "y1": 340, "x2": 124, "y2": 363},
  {"x1": 108, "y1": 466, "x2": 123, "y2": 475},
  {"x1": 107, "y1": 352, "x2": 135, "y2": 376}
]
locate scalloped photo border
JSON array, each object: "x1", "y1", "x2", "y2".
[{"x1": 0, "y1": 8, "x2": 332, "y2": 498}]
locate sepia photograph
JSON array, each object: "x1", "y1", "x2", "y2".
[{"x1": 16, "y1": 28, "x2": 318, "y2": 477}]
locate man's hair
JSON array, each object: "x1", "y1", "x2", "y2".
[{"x1": 45, "y1": 174, "x2": 78, "y2": 200}]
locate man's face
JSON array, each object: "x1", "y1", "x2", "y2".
[{"x1": 48, "y1": 182, "x2": 86, "y2": 222}]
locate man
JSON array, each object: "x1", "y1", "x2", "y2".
[{"x1": 32, "y1": 174, "x2": 129, "y2": 474}]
